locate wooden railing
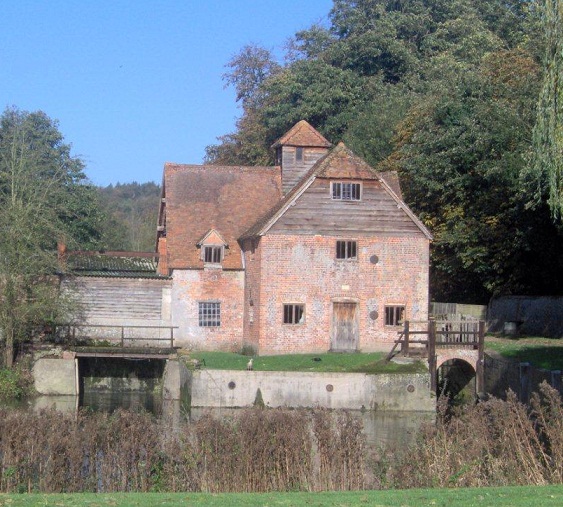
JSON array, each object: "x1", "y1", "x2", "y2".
[
  {"x1": 387, "y1": 319, "x2": 485, "y2": 393},
  {"x1": 52, "y1": 324, "x2": 178, "y2": 349}
]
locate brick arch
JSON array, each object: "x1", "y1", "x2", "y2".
[{"x1": 436, "y1": 350, "x2": 479, "y2": 373}]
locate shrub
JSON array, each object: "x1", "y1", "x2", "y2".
[{"x1": 0, "y1": 366, "x2": 32, "y2": 401}]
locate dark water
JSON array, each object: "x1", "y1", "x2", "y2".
[{"x1": 80, "y1": 390, "x2": 163, "y2": 415}]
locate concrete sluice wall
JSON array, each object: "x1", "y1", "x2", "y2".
[
  {"x1": 33, "y1": 358, "x2": 434, "y2": 412},
  {"x1": 190, "y1": 370, "x2": 434, "y2": 411}
]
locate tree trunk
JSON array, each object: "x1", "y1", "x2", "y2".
[{"x1": 5, "y1": 325, "x2": 14, "y2": 369}]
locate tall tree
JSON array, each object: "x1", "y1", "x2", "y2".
[
  {"x1": 0, "y1": 107, "x2": 102, "y2": 367},
  {"x1": 528, "y1": 0, "x2": 563, "y2": 221}
]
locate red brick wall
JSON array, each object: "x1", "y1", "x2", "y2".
[
  {"x1": 171, "y1": 268, "x2": 245, "y2": 352},
  {"x1": 242, "y1": 238, "x2": 262, "y2": 352},
  {"x1": 253, "y1": 234, "x2": 429, "y2": 354}
]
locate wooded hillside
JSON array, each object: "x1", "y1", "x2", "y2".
[
  {"x1": 206, "y1": 0, "x2": 563, "y2": 303},
  {"x1": 97, "y1": 182, "x2": 160, "y2": 252}
]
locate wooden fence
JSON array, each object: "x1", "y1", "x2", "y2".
[
  {"x1": 388, "y1": 319, "x2": 485, "y2": 393},
  {"x1": 52, "y1": 324, "x2": 178, "y2": 349}
]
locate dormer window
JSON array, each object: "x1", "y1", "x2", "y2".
[
  {"x1": 332, "y1": 182, "x2": 361, "y2": 201},
  {"x1": 203, "y1": 245, "x2": 223, "y2": 264},
  {"x1": 197, "y1": 229, "x2": 228, "y2": 266}
]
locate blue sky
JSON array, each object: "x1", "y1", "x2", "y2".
[{"x1": 1, "y1": 0, "x2": 333, "y2": 186}]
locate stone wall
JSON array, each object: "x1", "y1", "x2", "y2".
[
  {"x1": 487, "y1": 296, "x2": 563, "y2": 337},
  {"x1": 190, "y1": 370, "x2": 434, "y2": 411},
  {"x1": 484, "y1": 353, "x2": 562, "y2": 401}
]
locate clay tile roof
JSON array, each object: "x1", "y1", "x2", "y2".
[
  {"x1": 378, "y1": 171, "x2": 403, "y2": 199},
  {"x1": 271, "y1": 120, "x2": 332, "y2": 149},
  {"x1": 163, "y1": 164, "x2": 282, "y2": 270}
]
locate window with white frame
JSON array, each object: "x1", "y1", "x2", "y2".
[
  {"x1": 199, "y1": 302, "x2": 221, "y2": 327},
  {"x1": 332, "y1": 182, "x2": 361, "y2": 201},
  {"x1": 385, "y1": 305, "x2": 405, "y2": 326},
  {"x1": 336, "y1": 240, "x2": 357, "y2": 260},
  {"x1": 283, "y1": 304, "x2": 304, "y2": 324}
]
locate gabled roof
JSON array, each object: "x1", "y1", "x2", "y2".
[
  {"x1": 196, "y1": 229, "x2": 228, "y2": 247},
  {"x1": 241, "y1": 142, "x2": 432, "y2": 240},
  {"x1": 271, "y1": 120, "x2": 332, "y2": 149},
  {"x1": 163, "y1": 163, "x2": 282, "y2": 270}
]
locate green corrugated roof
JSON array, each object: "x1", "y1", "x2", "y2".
[{"x1": 66, "y1": 254, "x2": 167, "y2": 279}]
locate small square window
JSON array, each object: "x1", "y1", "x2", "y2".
[
  {"x1": 336, "y1": 240, "x2": 357, "y2": 260},
  {"x1": 332, "y1": 182, "x2": 361, "y2": 201},
  {"x1": 296, "y1": 147, "x2": 303, "y2": 162},
  {"x1": 199, "y1": 302, "x2": 221, "y2": 327},
  {"x1": 283, "y1": 304, "x2": 304, "y2": 324},
  {"x1": 203, "y1": 246, "x2": 223, "y2": 264},
  {"x1": 385, "y1": 306, "x2": 405, "y2": 326}
]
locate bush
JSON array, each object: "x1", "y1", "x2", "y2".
[
  {"x1": 382, "y1": 382, "x2": 563, "y2": 488},
  {"x1": 0, "y1": 368, "x2": 26, "y2": 401}
]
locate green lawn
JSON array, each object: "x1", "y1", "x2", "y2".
[
  {"x1": 1, "y1": 485, "x2": 562, "y2": 506},
  {"x1": 187, "y1": 351, "x2": 427, "y2": 374},
  {"x1": 485, "y1": 335, "x2": 563, "y2": 370}
]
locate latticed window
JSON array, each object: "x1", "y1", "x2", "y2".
[
  {"x1": 336, "y1": 240, "x2": 357, "y2": 260},
  {"x1": 385, "y1": 305, "x2": 405, "y2": 326},
  {"x1": 332, "y1": 182, "x2": 361, "y2": 201},
  {"x1": 199, "y1": 302, "x2": 221, "y2": 327},
  {"x1": 283, "y1": 304, "x2": 304, "y2": 324}
]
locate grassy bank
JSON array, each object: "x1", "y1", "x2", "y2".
[
  {"x1": 1, "y1": 485, "x2": 562, "y2": 506},
  {"x1": 187, "y1": 351, "x2": 427, "y2": 374},
  {"x1": 485, "y1": 335, "x2": 563, "y2": 370}
]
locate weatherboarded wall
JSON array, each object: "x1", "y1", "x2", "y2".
[{"x1": 61, "y1": 277, "x2": 172, "y2": 343}]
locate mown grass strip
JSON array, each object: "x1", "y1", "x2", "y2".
[
  {"x1": 485, "y1": 335, "x2": 563, "y2": 370},
  {"x1": 1, "y1": 485, "x2": 562, "y2": 507},
  {"x1": 187, "y1": 351, "x2": 427, "y2": 374}
]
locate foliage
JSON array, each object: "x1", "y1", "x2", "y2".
[
  {"x1": 526, "y1": 0, "x2": 563, "y2": 221},
  {"x1": 97, "y1": 181, "x2": 161, "y2": 251},
  {"x1": 0, "y1": 407, "x2": 364, "y2": 493},
  {"x1": 0, "y1": 386, "x2": 562, "y2": 494},
  {"x1": 222, "y1": 44, "x2": 281, "y2": 107},
  {"x1": 206, "y1": 0, "x2": 562, "y2": 302},
  {"x1": 0, "y1": 107, "x2": 103, "y2": 367},
  {"x1": 387, "y1": 384, "x2": 563, "y2": 488},
  {"x1": 0, "y1": 368, "x2": 25, "y2": 401}
]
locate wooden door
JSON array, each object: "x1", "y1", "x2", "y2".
[{"x1": 331, "y1": 302, "x2": 359, "y2": 352}]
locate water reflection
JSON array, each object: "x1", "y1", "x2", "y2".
[
  {"x1": 14, "y1": 393, "x2": 433, "y2": 448},
  {"x1": 81, "y1": 390, "x2": 163, "y2": 415}
]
